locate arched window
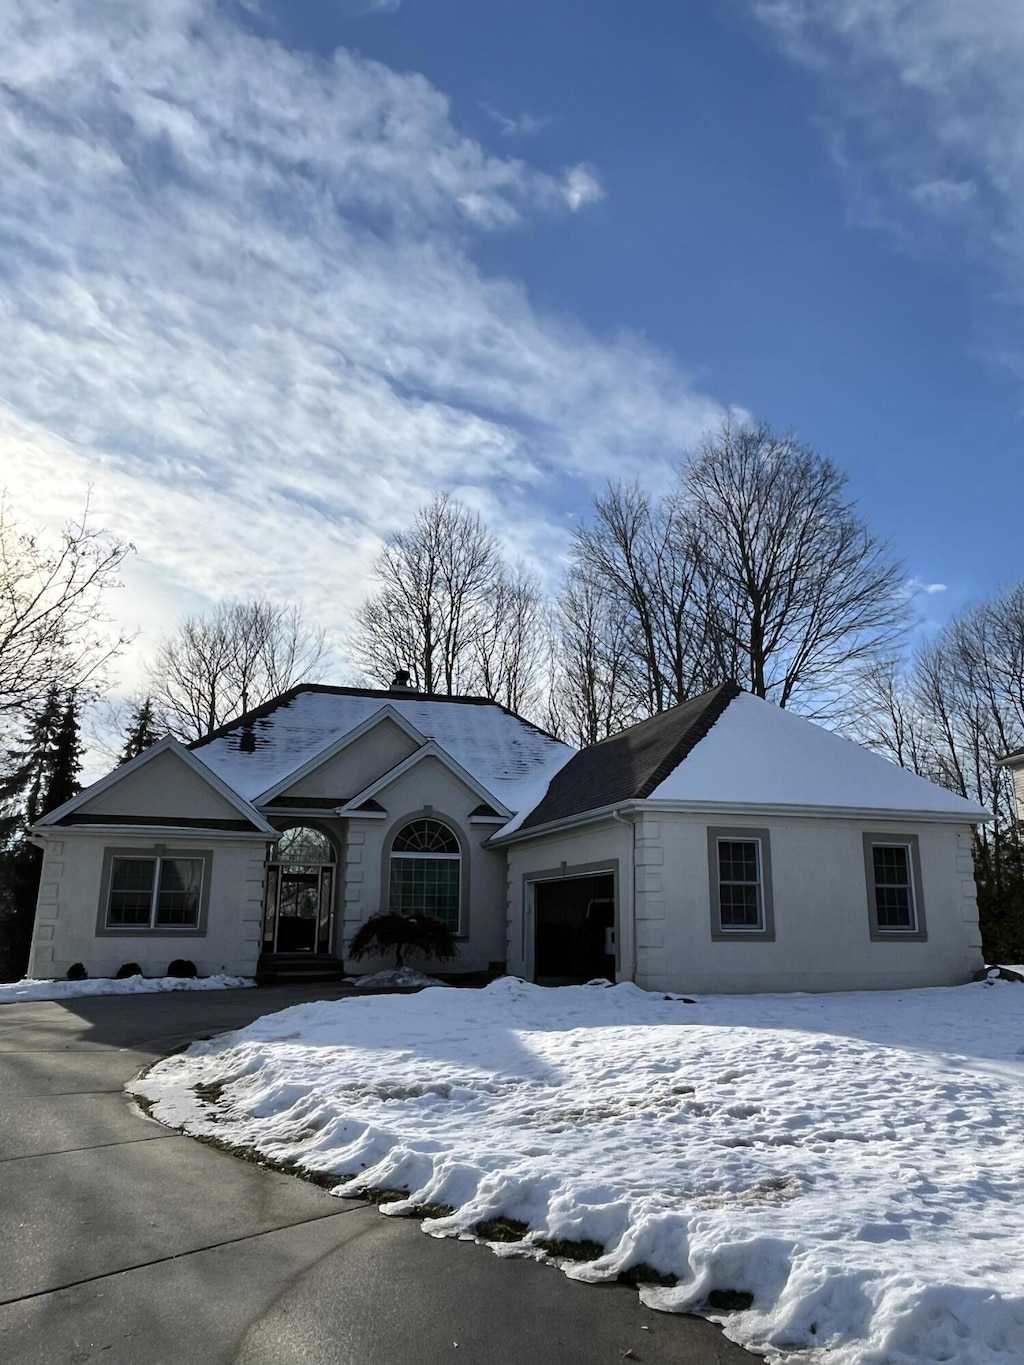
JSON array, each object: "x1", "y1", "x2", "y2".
[
  {"x1": 272, "y1": 826, "x2": 335, "y2": 866},
  {"x1": 389, "y1": 818, "x2": 461, "y2": 931}
]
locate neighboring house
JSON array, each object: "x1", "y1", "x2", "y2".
[
  {"x1": 26, "y1": 679, "x2": 989, "y2": 993},
  {"x1": 998, "y1": 745, "x2": 1024, "y2": 823}
]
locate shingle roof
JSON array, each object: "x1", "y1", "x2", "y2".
[
  {"x1": 518, "y1": 682, "x2": 741, "y2": 830},
  {"x1": 190, "y1": 684, "x2": 574, "y2": 810}
]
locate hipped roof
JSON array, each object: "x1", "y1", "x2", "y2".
[{"x1": 516, "y1": 683, "x2": 990, "y2": 832}]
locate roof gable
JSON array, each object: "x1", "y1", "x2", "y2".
[
  {"x1": 337, "y1": 742, "x2": 513, "y2": 818},
  {"x1": 259, "y1": 706, "x2": 425, "y2": 803},
  {"x1": 35, "y1": 737, "x2": 276, "y2": 834}
]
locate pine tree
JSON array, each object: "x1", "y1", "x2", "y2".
[
  {"x1": 0, "y1": 686, "x2": 64, "y2": 837},
  {"x1": 119, "y1": 696, "x2": 161, "y2": 765},
  {"x1": 0, "y1": 689, "x2": 83, "y2": 980}
]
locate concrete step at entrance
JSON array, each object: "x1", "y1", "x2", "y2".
[{"x1": 255, "y1": 953, "x2": 347, "y2": 985}]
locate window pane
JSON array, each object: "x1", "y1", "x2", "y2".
[
  {"x1": 873, "y1": 845, "x2": 909, "y2": 882},
  {"x1": 720, "y1": 882, "x2": 761, "y2": 927},
  {"x1": 155, "y1": 858, "x2": 202, "y2": 926},
  {"x1": 392, "y1": 819, "x2": 459, "y2": 854},
  {"x1": 389, "y1": 856, "x2": 460, "y2": 930},
  {"x1": 274, "y1": 827, "x2": 333, "y2": 864},
  {"x1": 108, "y1": 858, "x2": 155, "y2": 925},
  {"x1": 872, "y1": 845, "x2": 915, "y2": 929},
  {"x1": 718, "y1": 841, "x2": 759, "y2": 883},
  {"x1": 876, "y1": 886, "x2": 913, "y2": 928}
]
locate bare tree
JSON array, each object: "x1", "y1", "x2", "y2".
[
  {"x1": 354, "y1": 494, "x2": 501, "y2": 695},
  {"x1": 473, "y1": 562, "x2": 545, "y2": 715},
  {"x1": 151, "y1": 597, "x2": 330, "y2": 741},
  {"x1": 849, "y1": 658, "x2": 936, "y2": 778},
  {"x1": 0, "y1": 494, "x2": 133, "y2": 721},
  {"x1": 683, "y1": 422, "x2": 909, "y2": 715},
  {"x1": 549, "y1": 565, "x2": 641, "y2": 747},
  {"x1": 571, "y1": 482, "x2": 722, "y2": 716}
]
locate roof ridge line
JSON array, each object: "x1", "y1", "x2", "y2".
[
  {"x1": 189, "y1": 682, "x2": 560, "y2": 752},
  {"x1": 635, "y1": 680, "x2": 742, "y2": 800}
]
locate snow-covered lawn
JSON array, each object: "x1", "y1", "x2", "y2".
[
  {"x1": 131, "y1": 978, "x2": 1024, "y2": 1364},
  {"x1": 0, "y1": 973, "x2": 255, "y2": 1003}
]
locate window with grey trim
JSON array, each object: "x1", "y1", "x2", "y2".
[
  {"x1": 717, "y1": 838, "x2": 764, "y2": 929},
  {"x1": 870, "y1": 843, "x2": 917, "y2": 931},
  {"x1": 388, "y1": 818, "x2": 461, "y2": 930},
  {"x1": 107, "y1": 856, "x2": 204, "y2": 928},
  {"x1": 707, "y1": 826, "x2": 775, "y2": 940}
]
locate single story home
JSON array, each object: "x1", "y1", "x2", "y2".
[{"x1": 27, "y1": 679, "x2": 989, "y2": 993}]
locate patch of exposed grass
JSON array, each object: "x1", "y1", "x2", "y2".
[
  {"x1": 347, "y1": 1187, "x2": 456, "y2": 1219},
  {"x1": 474, "y1": 1217, "x2": 530, "y2": 1243},
  {"x1": 533, "y1": 1236, "x2": 605, "y2": 1262},
  {"x1": 187, "y1": 1132, "x2": 342, "y2": 1189},
  {"x1": 617, "y1": 1263, "x2": 678, "y2": 1288},
  {"x1": 707, "y1": 1289, "x2": 754, "y2": 1312},
  {"x1": 131, "y1": 1092, "x2": 157, "y2": 1120},
  {"x1": 193, "y1": 1080, "x2": 227, "y2": 1105},
  {"x1": 412, "y1": 1202, "x2": 456, "y2": 1220},
  {"x1": 349, "y1": 1186, "x2": 409, "y2": 1205}
]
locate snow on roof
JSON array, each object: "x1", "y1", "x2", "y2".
[
  {"x1": 193, "y1": 688, "x2": 575, "y2": 813},
  {"x1": 648, "y1": 691, "x2": 990, "y2": 818}
]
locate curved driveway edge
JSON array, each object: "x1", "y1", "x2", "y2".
[{"x1": 0, "y1": 986, "x2": 756, "y2": 1365}]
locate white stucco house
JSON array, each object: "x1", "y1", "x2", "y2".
[{"x1": 26, "y1": 679, "x2": 990, "y2": 993}]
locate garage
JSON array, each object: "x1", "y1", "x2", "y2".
[{"x1": 533, "y1": 872, "x2": 616, "y2": 985}]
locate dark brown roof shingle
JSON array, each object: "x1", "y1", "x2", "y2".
[{"x1": 519, "y1": 681, "x2": 741, "y2": 830}]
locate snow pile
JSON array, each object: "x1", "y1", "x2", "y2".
[
  {"x1": 352, "y1": 968, "x2": 447, "y2": 989},
  {"x1": 0, "y1": 973, "x2": 255, "y2": 1003},
  {"x1": 131, "y1": 978, "x2": 1024, "y2": 1364}
]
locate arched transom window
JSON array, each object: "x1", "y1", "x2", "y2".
[
  {"x1": 272, "y1": 826, "x2": 335, "y2": 866},
  {"x1": 389, "y1": 818, "x2": 461, "y2": 930}
]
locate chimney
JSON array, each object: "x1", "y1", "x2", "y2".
[{"x1": 389, "y1": 669, "x2": 419, "y2": 693}]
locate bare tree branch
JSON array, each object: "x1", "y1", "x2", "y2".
[
  {"x1": 150, "y1": 597, "x2": 331, "y2": 741},
  {"x1": 0, "y1": 492, "x2": 133, "y2": 721}
]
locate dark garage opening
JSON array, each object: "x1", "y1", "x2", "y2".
[{"x1": 534, "y1": 873, "x2": 616, "y2": 985}]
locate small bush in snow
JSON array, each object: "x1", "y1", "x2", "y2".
[
  {"x1": 66, "y1": 962, "x2": 88, "y2": 981},
  {"x1": 115, "y1": 962, "x2": 143, "y2": 979},
  {"x1": 167, "y1": 958, "x2": 198, "y2": 979},
  {"x1": 349, "y1": 913, "x2": 458, "y2": 970}
]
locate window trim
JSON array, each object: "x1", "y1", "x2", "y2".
[
  {"x1": 863, "y1": 833, "x2": 927, "y2": 941},
  {"x1": 96, "y1": 846, "x2": 212, "y2": 937},
  {"x1": 707, "y1": 826, "x2": 775, "y2": 941},
  {"x1": 382, "y1": 812, "x2": 469, "y2": 937}
]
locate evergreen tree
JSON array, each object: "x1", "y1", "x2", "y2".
[
  {"x1": 44, "y1": 693, "x2": 83, "y2": 816},
  {"x1": 119, "y1": 696, "x2": 161, "y2": 764},
  {"x1": 0, "y1": 689, "x2": 83, "y2": 980}
]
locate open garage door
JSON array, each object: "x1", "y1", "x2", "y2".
[{"x1": 534, "y1": 873, "x2": 616, "y2": 985}]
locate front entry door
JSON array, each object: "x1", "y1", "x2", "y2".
[{"x1": 265, "y1": 864, "x2": 334, "y2": 954}]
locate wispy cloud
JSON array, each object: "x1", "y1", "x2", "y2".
[
  {"x1": 753, "y1": 1, "x2": 1024, "y2": 282},
  {"x1": 908, "y1": 578, "x2": 948, "y2": 596},
  {"x1": 0, "y1": 0, "x2": 720, "y2": 688},
  {"x1": 561, "y1": 163, "x2": 605, "y2": 212},
  {"x1": 479, "y1": 103, "x2": 551, "y2": 139}
]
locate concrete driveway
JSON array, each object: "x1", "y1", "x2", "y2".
[{"x1": 0, "y1": 986, "x2": 757, "y2": 1365}]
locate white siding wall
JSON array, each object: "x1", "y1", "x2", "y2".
[
  {"x1": 28, "y1": 833, "x2": 268, "y2": 980},
  {"x1": 1010, "y1": 765, "x2": 1024, "y2": 825},
  {"x1": 507, "y1": 812, "x2": 984, "y2": 994}
]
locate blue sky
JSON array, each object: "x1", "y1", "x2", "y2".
[{"x1": 2, "y1": 0, "x2": 1022, "y2": 692}]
